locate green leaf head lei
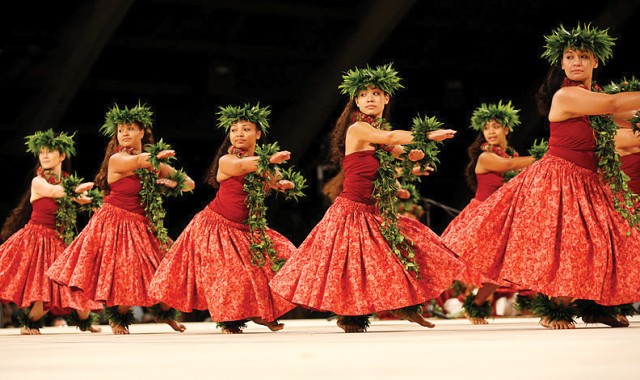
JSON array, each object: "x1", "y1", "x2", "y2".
[
  {"x1": 469, "y1": 101, "x2": 521, "y2": 132},
  {"x1": 338, "y1": 63, "x2": 404, "y2": 99},
  {"x1": 216, "y1": 103, "x2": 271, "y2": 135},
  {"x1": 100, "y1": 101, "x2": 154, "y2": 137},
  {"x1": 541, "y1": 23, "x2": 615, "y2": 66},
  {"x1": 25, "y1": 129, "x2": 76, "y2": 158}
]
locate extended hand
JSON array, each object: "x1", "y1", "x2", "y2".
[
  {"x1": 408, "y1": 149, "x2": 425, "y2": 162},
  {"x1": 74, "y1": 182, "x2": 94, "y2": 193},
  {"x1": 156, "y1": 150, "x2": 176, "y2": 160},
  {"x1": 269, "y1": 151, "x2": 291, "y2": 164},
  {"x1": 412, "y1": 165, "x2": 434, "y2": 176},
  {"x1": 74, "y1": 195, "x2": 93, "y2": 205},
  {"x1": 396, "y1": 188, "x2": 411, "y2": 199},
  {"x1": 427, "y1": 129, "x2": 456, "y2": 141},
  {"x1": 156, "y1": 178, "x2": 178, "y2": 188},
  {"x1": 276, "y1": 180, "x2": 294, "y2": 191}
]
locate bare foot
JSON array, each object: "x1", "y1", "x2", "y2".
[
  {"x1": 336, "y1": 320, "x2": 366, "y2": 333},
  {"x1": 252, "y1": 318, "x2": 284, "y2": 332},
  {"x1": 616, "y1": 315, "x2": 630, "y2": 325},
  {"x1": 110, "y1": 323, "x2": 130, "y2": 335},
  {"x1": 88, "y1": 325, "x2": 102, "y2": 333},
  {"x1": 467, "y1": 316, "x2": 489, "y2": 325},
  {"x1": 20, "y1": 327, "x2": 41, "y2": 335},
  {"x1": 402, "y1": 312, "x2": 435, "y2": 328},
  {"x1": 157, "y1": 318, "x2": 186, "y2": 332},
  {"x1": 221, "y1": 327, "x2": 243, "y2": 334},
  {"x1": 540, "y1": 318, "x2": 575, "y2": 329},
  {"x1": 582, "y1": 314, "x2": 629, "y2": 328}
]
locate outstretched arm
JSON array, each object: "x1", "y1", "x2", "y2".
[{"x1": 476, "y1": 152, "x2": 535, "y2": 174}]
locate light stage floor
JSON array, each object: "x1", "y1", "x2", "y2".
[{"x1": 1, "y1": 316, "x2": 639, "y2": 380}]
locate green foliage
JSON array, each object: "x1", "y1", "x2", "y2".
[
  {"x1": 338, "y1": 63, "x2": 404, "y2": 99},
  {"x1": 604, "y1": 77, "x2": 640, "y2": 133},
  {"x1": 336, "y1": 315, "x2": 371, "y2": 330},
  {"x1": 216, "y1": 320, "x2": 248, "y2": 331},
  {"x1": 16, "y1": 309, "x2": 44, "y2": 329},
  {"x1": 243, "y1": 142, "x2": 306, "y2": 272},
  {"x1": 542, "y1": 23, "x2": 615, "y2": 65},
  {"x1": 104, "y1": 306, "x2": 135, "y2": 328},
  {"x1": 370, "y1": 117, "x2": 420, "y2": 278},
  {"x1": 101, "y1": 101, "x2": 154, "y2": 137},
  {"x1": 469, "y1": 100, "x2": 521, "y2": 132},
  {"x1": 56, "y1": 174, "x2": 83, "y2": 244},
  {"x1": 25, "y1": 129, "x2": 76, "y2": 157},
  {"x1": 401, "y1": 115, "x2": 444, "y2": 176},
  {"x1": 78, "y1": 188, "x2": 104, "y2": 214},
  {"x1": 216, "y1": 103, "x2": 271, "y2": 134},
  {"x1": 135, "y1": 140, "x2": 191, "y2": 250},
  {"x1": 462, "y1": 294, "x2": 492, "y2": 318},
  {"x1": 66, "y1": 311, "x2": 100, "y2": 332},
  {"x1": 530, "y1": 294, "x2": 577, "y2": 323},
  {"x1": 528, "y1": 139, "x2": 549, "y2": 160},
  {"x1": 150, "y1": 304, "x2": 180, "y2": 321}
]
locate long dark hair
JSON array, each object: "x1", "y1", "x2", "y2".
[
  {"x1": 329, "y1": 97, "x2": 392, "y2": 165},
  {"x1": 464, "y1": 134, "x2": 486, "y2": 192},
  {"x1": 94, "y1": 123, "x2": 155, "y2": 193},
  {"x1": 535, "y1": 65, "x2": 565, "y2": 116},
  {"x1": 1, "y1": 158, "x2": 72, "y2": 242},
  {"x1": 204, "y1": 122, "x2": 266, "y2": 189}
]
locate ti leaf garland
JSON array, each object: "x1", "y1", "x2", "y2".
[
  {"x1": 135, "y1": 139, "x2": 192, "y2": 250},
  {"x1": 369, "y1": 117, "x2": 420, "y2": 278},
  {"x1": 57, "y1": 173, "x2": 104, "y2": 244},
  {"x1": 244, "y1": 142, "x2": 307, "y2": 272},
  {"x1": 592, "y1": 80, "x2": 640, "y2": 230}
]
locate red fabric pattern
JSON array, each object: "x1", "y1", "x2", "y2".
[
  {"x1": 621, "y1": 152, "x2": 640, "y2": 195},
  {"x1": 149, "y1": 206, "x2": 295, "y2": 322},
  {"x1": 47, "y1": 200, "x2": 163, "y2": 307},
  {"x1": 0, "y1": 219, "x2": 101, "y2": 314},
  {"x1": 340, "y1": 150, "x2": 377, "y2": 204},
  {"x1": 104, "y1": 174, "x2": 146, "y2": 215},
  {"x1": 442, "y1": 153, "x2": 640, "y2": 305},
  {"x1": 270, "y1": 148, "x2": 464, "y2": 315},
  {"x1": 208, "y1": 175, "x2": 249, "y2": 223}
]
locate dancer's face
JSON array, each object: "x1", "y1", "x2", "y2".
[
  {"x1": 561, "y1": 48, "x2": 598, "y2": 84},
  {"x1": 39, "y1": 148, "x2": 65, "y2": 170},
  {"x1": 117, "y1": 122, "x2": 144, "y2": 149},
  {"x1": 355, "y1": 85, "x2": 389, "y2": 118},
  {"x1": 483, "y1": 119, "x2": 509, "y2": 148},
  {"x1": 229, "y1": 120, "x2": 261, "y2": 151}
]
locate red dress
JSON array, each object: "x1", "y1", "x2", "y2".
[
  {"x1": 0, "y1": 197, "x2": 100, "y2": 314},
  {"x1": 270, "y1": 150, "x2": 465, "y2": 315},
  {"x1": 47, "y1": 175, "x2": 162, "y2": 307},
  {"x1": 148, "y1": 175, "x2": 296, "y2": 322},
  {"x1": 442, "y1": 117, "x2": 640, "y2": 305},
  {"x1": 621, "y1": 152, "x2": 640, "y2": 195}
]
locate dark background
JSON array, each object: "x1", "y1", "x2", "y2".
[{"x1": 1, "y1": 0, "x2": 638, "y2": 245}]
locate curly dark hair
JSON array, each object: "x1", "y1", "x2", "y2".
[{"x1": 93, "y1": 122, "x2": 155, "y2": 194}]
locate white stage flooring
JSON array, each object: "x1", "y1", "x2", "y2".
[{"x1": 1, "y1": 316, "x2": 639, "y2": 380}]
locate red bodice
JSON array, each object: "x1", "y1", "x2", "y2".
[
  {"x1": 621, "y1": 152, "x2": 640, "y2": 195},
  {"x1": 29, "y1": 197, "x2": 58, "y2": 229},
  {"x1": 548, "y1": 116, "x2": 598, "y2": 172},
  {"x1": 474, "y1": 172, "x2": 503, "y2": 201},
  {"x1": 104, "y1": 175, "x2": 146, "y2": 215},
  {"x1": 208, "y1": 175, "x2": 249, "y2": 223},
  {"x1": 340, "y1": 150, "x2": 379, "y2": 205}
]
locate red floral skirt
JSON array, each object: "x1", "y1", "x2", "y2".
[
  {"x1": 0, "y1": 223, "x2": 101, "y2": 314},
  {"x1": 270, "y1": 196, "x2": 465, "y2": 315},
  {"x1": 47, "y1": 203, "x2": 163, "y2": 307},
  {"x1": 149, "y1": 207, "x2": 295, "y2": 322},
  {"x1": 442, "y1": 154, "x2": 640, "y2": 305}
]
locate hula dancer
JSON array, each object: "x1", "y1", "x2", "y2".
[
  {"x1": 443, "y1": 24, "x2": 640, "y2": 329},
  {"x1": 47, "y1": 102, "x2": 195, "y2": 334},
  {"x1": 150, "y1": 103, "x2": 304, "y2": 334},
  {"x1": 0, "y1": 130, "x2": 102, "y2": 334},
  {"x1": 441, "y1": 101, "x2": 539, "y2": 324},
  {"x1": 270, "y1": 64, "x2": 464, "y2": 333}
]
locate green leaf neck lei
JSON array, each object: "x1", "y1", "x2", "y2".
[
  {"x1": 352, "y1": 111, "x2": 420, "y2": 278},
  {"x1": 37, "y1": 168, "x2": 103, "y2": 244},
  {"x1": 115, "y1": 140, "x2": 190, "y2": 250},
  {"x1": 232, "y1": 143, "x2": 306, "y2": 272},
  {"x1": 564, "y1": 78, "x2": 640, "y2": 230}
]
